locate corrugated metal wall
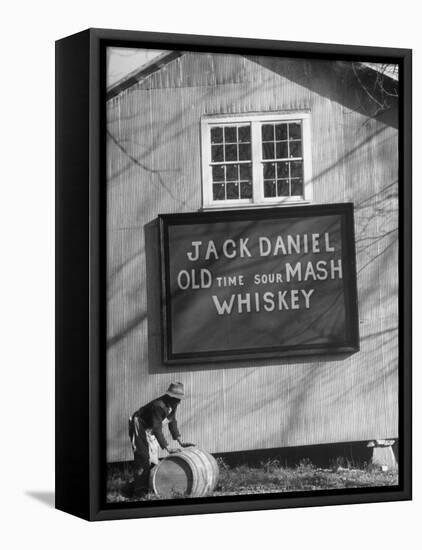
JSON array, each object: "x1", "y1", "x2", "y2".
[{"x1": 106, "y1": 53, "x2": 398, "y2": 462}]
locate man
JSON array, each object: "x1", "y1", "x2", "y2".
[{"x1": 128, "y1": 381, "x2": 194, "y2": 496}]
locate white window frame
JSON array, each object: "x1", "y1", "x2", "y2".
[{"x1": 201, "y1": 111, "x2": 313, "y2": 209}]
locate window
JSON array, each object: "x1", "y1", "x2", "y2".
[{"x1": 201, "y1": 112, "x2": 312, "y2": 208}]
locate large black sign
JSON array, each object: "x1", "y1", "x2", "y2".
[{"x1": 159, "y1": 204, "x2": 359, "y2": 364}]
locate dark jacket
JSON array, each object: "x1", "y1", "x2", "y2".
[{"x1": 133, "y1": 395, "x2": 181, "y2": 449}]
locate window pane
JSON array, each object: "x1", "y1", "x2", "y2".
[
  {"x1": 277, "y1": 179, "x2": 290, "y2": 196},
  {"x1": 226, "y1": 164, "x2": 238, "y2": 181},
  {"x1": 289, "y1": 122, "x2": 302, "y2": 140},
  {"x1": 211, "y1": 126, "x2": 223, "y2": 144},
  {"x1": 290, "y1": 160, "x2": 303, "y2": 178},
  {"x1": 226, "y1": 182, "x2": 239, "y2": 199},
  {"x1": 211, "y1": 145, "x2": 224, "y2": 162},
  {"x1": 239, "y1": 164, "x2": 252, "y2": 180},
  {"x1": 262, "y1": 124, "x2": 274, "y2": 141},
  {"x1": 275, "y1": 124, "x2": 288, "y2": 140},
  {"x1": 238, "y1": 143, "x2": 251, "y2": 161},
  {"x1": 276, "y1": 142, "x2": 289, "y2": 159},
  {"x1": 276, "y1": 162, "x2": 289, "y2": 178},
  {"x1": 225, "y1": 144, "x2": 238, "y2": 161},
  {"x1": 240, "y1": 181, "x2": 252, "y2": 199},
  {"x1": 224, "y1": 126, "x2": 237, "y2": 143},
  {"x1": 238, "y1": 125, "x2": 251, "y2": 143},
  {"x1": 213, "y1": 183, "x2": 225, "y2": 200},
  {"x1": 208, "y1": 118, "x2": 306, "y2": 205},
  {"x1": 264, "y1": 180, "x2": 276, "y2": 197},
  {"x1": 262, "y1": 142, "x2": 275, "y2": 160},
  {"x1": 263, "y1": 163, "x2": 275, "y2": 179},
  {"x1": 291, "y1": 178, "x2": 304, "y2": 196},
  {"x1": 212, "y1": 165, "x2": 225, "y2": 182},
  {"x1": 289, "y1": 141, "x2": 302, "y2": 158}
]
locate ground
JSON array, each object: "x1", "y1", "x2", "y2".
[{"x1": 106, "y1": 457, "x2": 398, "y2": 503}]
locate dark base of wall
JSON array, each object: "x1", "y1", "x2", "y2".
[{"x1": 214, "y1": 440, "x2": 399, "y2": 469}]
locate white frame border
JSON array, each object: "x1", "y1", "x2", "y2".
[{"x1": 200, "y1": 111, "x2": 313, "y2": 210}]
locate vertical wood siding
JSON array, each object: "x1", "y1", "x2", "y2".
[{"x1": 106, "y1": 53, "x2": 398, "y2": 462}]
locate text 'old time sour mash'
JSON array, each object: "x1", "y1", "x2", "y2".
[{"x1": 175, "y1": 232, "x2": 342, "y2": 315}]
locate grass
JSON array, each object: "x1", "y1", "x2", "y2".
[{"x1": 106, "y1": 457, "x2": 398, "y2": 503}]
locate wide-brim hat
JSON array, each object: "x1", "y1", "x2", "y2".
[{"x1": 165, "y1": 381, "x2": 185, "y2": 399}]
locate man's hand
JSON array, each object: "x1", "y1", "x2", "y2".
[
  {"x1": 167, "y1": 447, "x2": 181, "y2": 454},
  {"x1": 176, "y1": 437, "x2": 195, "y2": 448}
]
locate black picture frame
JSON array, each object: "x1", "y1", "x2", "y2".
[{"x1": 55, "y1": 28, "x2": 412, "y2": 521}]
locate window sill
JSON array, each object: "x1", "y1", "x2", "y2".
[{"x1": 201, "y1": 200, "x2": 312, "y2": 211}]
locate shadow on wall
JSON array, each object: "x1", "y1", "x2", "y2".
[
  {"x1": 246, "y1": 57, "x2": 398, "y2": 129},
  {"x1": 25, "y1": 491, "x2": 55, "y2": 508},
  {"x1": 144, "y1": 218, "x2": 356, "y2": 375}
]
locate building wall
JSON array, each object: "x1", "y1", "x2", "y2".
[{"x1": 106, "y1": 53, "x2": 398, "y2": 462}]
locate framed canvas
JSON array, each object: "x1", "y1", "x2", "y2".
[{"x1": 55, "y1": 28, "x2": 412, "y2": 521}]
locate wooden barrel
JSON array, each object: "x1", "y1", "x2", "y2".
[{"x1": 149, "y1": 447, "x2": 219, "y2": 498}]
